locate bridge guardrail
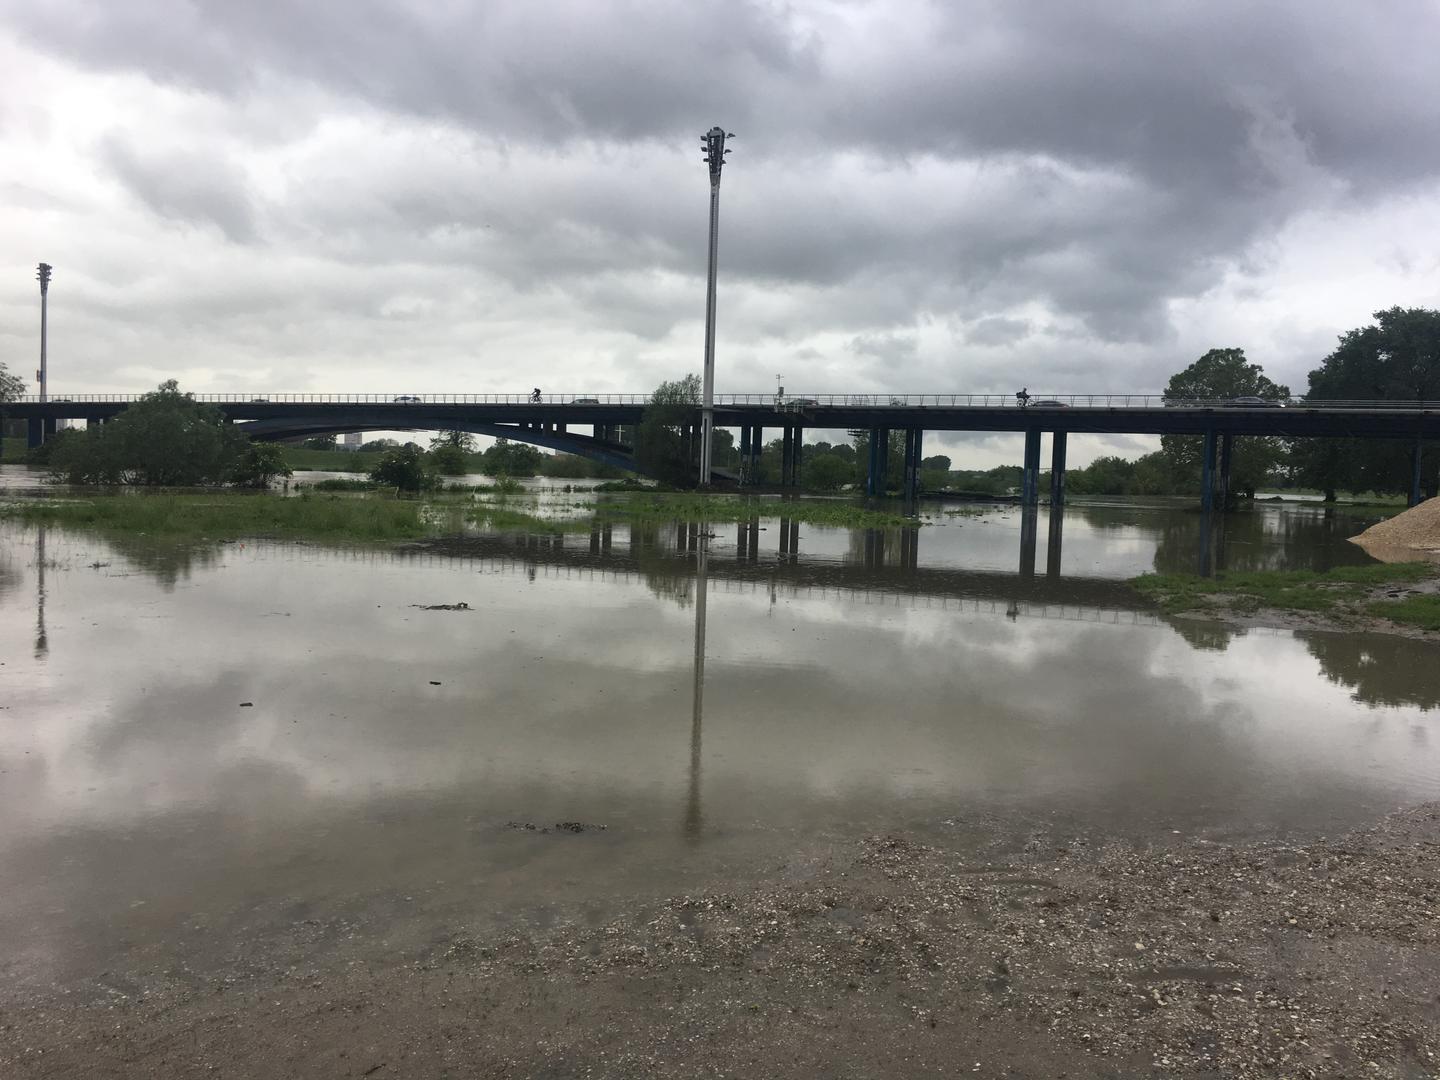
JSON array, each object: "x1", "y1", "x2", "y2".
[{"x1": 9, "y1": 393, "x2": 1440, "y2": 409}]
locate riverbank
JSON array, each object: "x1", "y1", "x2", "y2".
[
  {"x1": 1134, "y1": 563, "x2": 1440, "y2": 636},
  {"x1": 3, "y1": 803, "x2": 1435, "y2": 1079}
]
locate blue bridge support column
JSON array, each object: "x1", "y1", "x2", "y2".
[
  {"x1": 1049, "y1": 431, "x2": 1067, "y2": 507},
  {"x1": 1021, "y1": 430, "x2": 1042, "y2": 506},
  {"x1": 792, "y1": 427, "x2": 804, "y2": 487},
  {"x1": 27, "y1": 417, "x2": 44, "y2": 449},
  {"x1": 898, "y1": 428, "x2": 924, "y2": 503},
  {"x1": 875, "y1": 429, "x2": 890, "y2": 495},
  {"x1": 1217, "y1": 434, "x2": 1233, "y2": 508},
  {"x1": 866, "y1": 429, "x2": 882, "y2": 496},
  {"x1": 1412, "y1": 437, "x2": 1424, "y2": 507},
  {"x1": 780, "y1": 426, "x2": 795, "y2": 486},
  {"x1": 1200, "y1": 431, "x2": 1218, "y2": 512}
]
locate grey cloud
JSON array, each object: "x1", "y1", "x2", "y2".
[{"x1": 101, "y1": 137, "x2": 258, "y2": 242}]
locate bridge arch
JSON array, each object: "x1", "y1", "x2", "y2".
[{"x1": 237, "y1": 413, "x2": 654, "y2": 478}]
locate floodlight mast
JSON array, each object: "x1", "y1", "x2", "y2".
[
  {"x1": 36, "y1": 263, "x2": 52, "y2": 404},
  {"x1": 698, "y1": 127, "x2": 732, "y2": 487}
]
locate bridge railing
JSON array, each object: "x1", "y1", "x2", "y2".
[{"x1": 9, "y1": 392, "x2": 1440, "y2": 410}]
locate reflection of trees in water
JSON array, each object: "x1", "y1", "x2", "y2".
[
  {"x1": 99, "y1": 533, "x2": 223, "y2": 591},
  {"x1": 1132, "y1": 507, "x2": 1379, "y2": 575},
  {"x1": 1161, "y1": 616, "x2": 1239, "y2": 652},
  {"x1": 631, "y1": 522, "x2": 695, "y2": 608},
  {"x1": 1303, "y1": 632, "x2": 1440, "y2": 710},
  {"x1": 845, "y1": 526, "x2": 920, "y2": 570}
]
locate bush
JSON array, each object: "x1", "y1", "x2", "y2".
[
  {"x1": 231, "y1": 442, "x2": 293, "y2": 488},
  {"x1": 430, "y1": 444, "x2": 471, "y2": 475},
  {"x1": 49, "y1": 380, "x2": 245, "y2": 485},
  {"x1": 370, "y1": 445, "x2": 440, "y2": 492}
]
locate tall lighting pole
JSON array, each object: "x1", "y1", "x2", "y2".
[
  {"x1": 36, "y1": 263, "x2": 52, "y2": 403},
  {"x1": 699, "y1": 127, "x2": 732, "y2": 487}
]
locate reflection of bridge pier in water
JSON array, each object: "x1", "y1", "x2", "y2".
[
  {"x1": 857, "y1": 526, "x2": 921, "y2": 571},
  {"x1": 735, "y1": 519, "x2": 760, "y2": 561},
  {"x1": 1197, "y1": 508, "x2": 1229, "y2": 578},
  {"x1": 35, "y1": 525, "x2": 49, "y2": 659},
  {"x1": 587, "y1": 523, "x2": 613, "y2": 555},
  {"x1": 1018, "y1": 506, "x2": 1039, "y2": 580},
  {"x1": 685, "y1": 538, "x2": 708, "y2": 841},
  {"x1": 1046, "y1": 506, "x2": 1065, "y2": 579},
  {"x1": 778, "y1": 518, "x2": 800, "y2": 562}
]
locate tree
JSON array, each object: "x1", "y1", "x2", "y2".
[
  {"x1": 50, "y1": 380, "x2": 246, "y2": 485},
  {"x1": 430, "y1": 430, "x2": 477, "y2": 454},
  {"x1": 370, "y1": 444, "x2": 439, "y2": 492},
  {"x1": 480, "y1": 438, "x2": 543, "y2": 476},
  {"x1": 231, "y1": 442, "x2": 293, "y2": 488},
  {"x1": 303, "y1": 434, "x2": 338, "y2": 450},
  {"x1": 359, "y1": 438, "x2": 399, "y2": 453},
  {"x1": 1158, "y1": 349, "x2": 1289, "y2": 499},
  {"x1": 430, "y1": 444, "x2": 470, "y2": 475},
  {"x1": 635, "y1": 375, "x2": 701, "y2": 486},
  {"x1": 804, "y1": 453, "x2": 851, "y2": 491},
  {"x1": 0, "y1": 361, "x2": 23, "y2": 402},
  {"x1": 1293, "y1": 307, "x2": 1440, "y2": 498}
]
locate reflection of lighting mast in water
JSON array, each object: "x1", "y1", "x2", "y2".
[
  {"x1": 34, "y1": 526, "x2": 48, "y2": 659},
  {"x1": 684, "y1": 537, "x2": 709, "y2": 841}
]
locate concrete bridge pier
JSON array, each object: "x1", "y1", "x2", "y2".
[
  {"x1": 1049, "y1": 431, "x2": 1067, "y2": 507},
  {"x1": 901, "y1": 428, "x2": 924, "y2": 503},
  {"x1": 27, "y1": 417, "x2": 44, "y2": 449},
  {"x1": 780, "y1": 427, "x2": 794, "y2": 485},
  {"x1": 1021, "y1": 430, "x2": 1042, "y2": 506},
  {"x1": 1200, "y1": 431, "x2": 1218, "y2": 512},
  {"x1": 1412, "y1": 437, "x2": 1424, "y2": 506},
  {"x1": 866, "y1": 428, "x2": 892, "y2": 496},
  {"x1": 792, "y1": 427, "x2": 804, "y2": 486},
  {"x1": 1216, "y1": 434, "x2": 1234, "y2": 507}
]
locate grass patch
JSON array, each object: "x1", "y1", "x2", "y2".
[
  {"x1": 0, "y1": 492, "x2": 438, "y2": 541},
  {"x1": 1366, "y1": 594, "x2": 1440, "y2": 631},
  {"x1": 593, "y1": 492, "x2": 921, "y2": 529},
  {"x1": 467, "y1": 504, "x2": 581, "y2": 534},
  {"x1": 1133, "y1": 563, "x2": 1435, "y2": 616},
  {"x1": 299, "y1": 477, "x2": 378, "y2": 492}
]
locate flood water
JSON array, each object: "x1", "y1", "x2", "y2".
[{"x1": 2, "y1": 473, "x2": 1437, "y2": 995}]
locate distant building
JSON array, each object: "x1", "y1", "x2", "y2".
[{"x1": 341, "y1": 432, "x2": 362, "y2": 452}]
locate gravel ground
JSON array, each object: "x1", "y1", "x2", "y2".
[{"x1": 3, "y1": 805, "x2": 1437, "y2": 1079}]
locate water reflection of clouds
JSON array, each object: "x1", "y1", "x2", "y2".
[{"x1": 2, "y1": 528, "x2": 1437, "y2": 852}]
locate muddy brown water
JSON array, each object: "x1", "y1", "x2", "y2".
[{"x1": 1, "y1": 471, "x2": 1436, "y2": 999}]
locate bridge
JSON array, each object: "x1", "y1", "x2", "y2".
[{"x1": 8, "y1": 391, "x2": 1440, "y2": 507}]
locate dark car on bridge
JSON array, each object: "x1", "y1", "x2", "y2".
[
  {"x1": 393, "y1": 395, "x2": 423, "y2": 403},
  {"x1": 1028, "y1": 399, "x2": 1070, "y2": 409},
  {"x1": 570, "y1": 397, "x2": 600, "y2": 405}
]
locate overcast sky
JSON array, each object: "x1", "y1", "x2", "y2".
[{"x1": 3, "y1": 1, "x2": 1438, "y2": 466}]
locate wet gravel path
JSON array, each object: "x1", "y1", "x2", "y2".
[{"x1": 4, "y1": 805, "x2": 1437, "y2": 1078}]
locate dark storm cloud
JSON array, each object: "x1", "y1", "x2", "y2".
[{"x1": 8, "y1": 0, "x2": 1439, "y2": 379}]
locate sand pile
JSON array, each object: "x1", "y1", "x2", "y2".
[{"x1": 1351, "y1": 497, "x2": 1440, "y2": 560}]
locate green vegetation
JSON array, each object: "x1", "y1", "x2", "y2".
[
  {"x1": 301, "y1": 477, "x2": 378, "y2": 492},
  {"x1": 634, "y1": 374, "x2": 702, "y2": 486},
  {"x1": 370, "y1": 444, "x2": 441, "y2": 492},
  {"x1": 0, "y1": 493, "x2": 437, "y2": 541},
  {"x1": 1366, "y1": 594, "x2": 1440, "y2": 631},
  {"x1": 1134, "y1": 563, "x2": 1435, "y2": 618},
  {"x1": 594, "y1": 492, "x2": 920, "y2": 529}
]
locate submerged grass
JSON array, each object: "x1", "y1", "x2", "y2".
[
  {"x1": 593, "y1": 492, "x2": 921, "y2": 528},
  {"x1": 1133, "y1": 563, "x2": 1436, "y2": 619},
  {"x1": 0, "y1": 492, "x2": 435, "y2": 541}
]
